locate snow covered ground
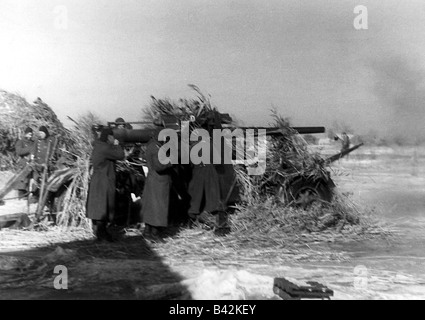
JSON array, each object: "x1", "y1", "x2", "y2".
[{"x1": 0, "y1": 146, "x2": 425, "y2": 300}]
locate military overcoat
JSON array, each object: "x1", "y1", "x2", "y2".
[
  {"x1": 86, "y1": 140, "x2": 125, "y2": 221},
  {"x1": 140, "y1": 138, "x2": 173, "y2": 227}
]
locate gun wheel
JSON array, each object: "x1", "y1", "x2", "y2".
[
  {"x1": 293, "y1": 187, "x2": 321, "y2": 209},
  {"x1": 276, "y1": 178, "x2": 333, "y2": 209}
]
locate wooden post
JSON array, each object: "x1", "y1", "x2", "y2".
[
  {"x1": 0, "y1": 164, "x2": 33, "y2": 201},
  {"x1": 27, "y1": 177, "x2": 33, "y2": 215},
  {"x1": 35, "y1": 140, "x2": 52, "y2": 221},
  {"x1": 35, "y1": 136, "x2": 58, "y2": 221}
]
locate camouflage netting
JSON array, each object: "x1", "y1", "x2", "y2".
[{"x1": 0, "y1": 90, "x2": 70, "y2": 170}]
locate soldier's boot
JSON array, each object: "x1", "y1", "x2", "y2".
[
  {"x1": 92, "y1": 221, "x2": 103, "y2": 240},
  {"x1": 187, "y1": 213, "x2": 199, "y2": 228},
  {"x1": 94, "y1": 220, "x2": 114, "y2": 242},
  {"x1": 143, "y1": 224, "x2": 164, "y2": 242},
  {"x1": 188, "y1": 212, "x2": 214, "y2": 230},
  {"x1": 151, "y1": 226, "x2": 161, "y2": 238},
  {"x1": 142, "y1": 224, "x2": 152, "y2": 238},
  {"x1": 199, "y1": 211, "x2": 215, "y2": 229},
  {"x1": 214, "y1": 211, "x2": 231, "y2": 236}
]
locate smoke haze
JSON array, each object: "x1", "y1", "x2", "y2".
[{"x1": 370, "y1": 56, "x2": 425, "y2": 143}]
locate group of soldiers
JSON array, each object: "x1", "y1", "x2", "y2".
[
  {"x1": 14, "y1": 125, "x2": 57, "y2": 203},
  {"x1": 86, "y1": 116, "x2": 240, "y2": 242}
]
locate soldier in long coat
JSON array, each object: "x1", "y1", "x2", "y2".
[
  {"x1": 14, "y1": 127, "x2": 35, "y2": 199},
  {"x1": 187, "y1": 112, "x2": 239, "y2": 235},
  {"x1": 86, "y1": 128, "x2": 125, "y2": 241},
  {"x1": 187, "y1": 162, "x2": 221, "y2": 219},
  {"x1": 140, "y1": 128, "x2": 174, "y2": 240}
]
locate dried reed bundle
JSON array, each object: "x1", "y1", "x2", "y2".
[
  {"x1": 54, "y1": 114, "x2": 99, "y2": 228},
  {"x1": 149, "y1": 191, "x2": 393, "y2": 265},
  {"x1": 144, "y1": 84, "x2": 236, "y2": 128},
  {"x1": 0, "y1": 91, "x2": 70, "y2": 170},
  {"x1": 0, "y1": 92, "x2": 66, "y2": 135},
  {"x1": 230, "y1": 192, "x2": 389, "y2": 239},
  {"x1": 255, "y1": 110, "x2": 330, "y2": 197}
]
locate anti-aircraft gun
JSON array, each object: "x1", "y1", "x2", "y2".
[{"x1": 106, "y1": 114, "x2": 361, "y2": 210}]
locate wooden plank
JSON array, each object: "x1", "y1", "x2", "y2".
[
  {"x1": 0, "y1": 213, "x2": 26, "y2": 222},
  {"x1": 0, "y1": 164, "x2": 33, "y2": 200},
  {"x1": 0, "y1": 213, "x2": 31, "y2": 230}
]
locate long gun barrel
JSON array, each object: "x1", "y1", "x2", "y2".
[
  {"x1": 288, "y1": 127, "x2": 325, "y2": 134},
  {"x1": 112, "y1": 126, "x2": 326, "y2": 144},
  {"x1": 238, "y1": 126, "x2": 325, "y2": 135}
]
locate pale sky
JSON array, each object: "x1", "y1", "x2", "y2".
[{"x1": 0, "y1": 0, "x2": 424, "y2": 140}]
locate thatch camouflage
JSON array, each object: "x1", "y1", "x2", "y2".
[
  {"x1": 141, "y1": 85, "x2": 386, "y2": 238},
  {"x1": 0, "y1": 90, "x2": 70, "y2": 171},
  {"x1": 240, "y1": 110, "x2": 332, "y2": 205},
  {"x1": 144, "y1": 84, "x2": 235, "y2": 128},
  {"x1": 49, "y1": 114, "x2": 98, "y2": 228},
  {"x1": 0, "y1": 89, "x2": 92, "y2": 227},
  {"x1": 0, "y1": 86, "x2": 389, "y2": 242},
  {"x1": 0, "y1": 90, "x2": 68, "y2": 139}
]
